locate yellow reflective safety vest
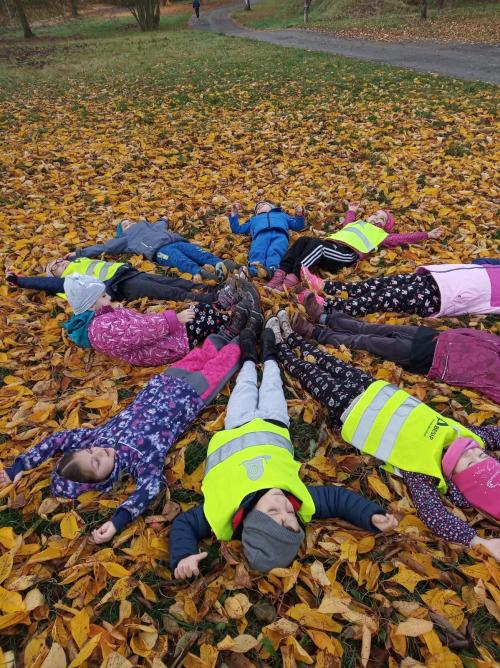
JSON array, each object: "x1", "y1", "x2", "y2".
[
  {"x1": 202, "y1": 418, "x2": 315, "y2": 540},
  {"x1": 341, "y1": 381, "x2": 484, "y2": 494},
  {"x1": 327, "y1": 220, "x2": 388, "y2": 254},
  {"x1": 56, "y1": 258, "x2": 124, "y2": 298}
]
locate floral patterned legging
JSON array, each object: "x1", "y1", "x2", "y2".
[
  {"x1": 277, "y1": 333, "x2": 372, "y2": 424},
  {"x1": 323, "y1": 273, "x2": 441, "y2": 318},
  {"x1": 186, "y1": 304, "x2": 230, "y2": 348}
]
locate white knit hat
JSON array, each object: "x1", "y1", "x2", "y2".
[{"x1": 64, "y1": 274, "x2": 106, "y2": 315}]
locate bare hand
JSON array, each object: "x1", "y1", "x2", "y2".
[
  {"x1": 371, "y1": 513, "x2": 398, "y2": 532},
  {"x1": 63, "y1": 252, "x2": 76, "y2": 260},
  {"x1": 177, "y1": 307, "x2": 196, "y2": 324},
  {"x1": 471, "y1": 536, "x2": 500, "y2": 562},
  {"x1": 0, "y1": 469, "x2": 22, "y2": 488},
  {"x1": 428, "y1": 227, "x2": 443, "y2": 240},
  {"x1": 230, "y1": 202, "x2": 241, "y2": 217},
  {"x1": 295, "y1": 205, "x2": 304, "y2": 217},
  {"x1": 91, "y1": 521, "x2": 117, "y2": 544},
  {"x1": 348, "y1": 202, "x2": 361, "y2": 213},
  {"x1": 174, "y1": 551, "x2": 208, "y2": 579}
]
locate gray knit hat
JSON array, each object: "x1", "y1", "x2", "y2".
[
  {"x1": 242, "y1": 510, "x2": 304, "y2": 572},
  {"x1": 64, "y1": 274, "x2": 106, "y2": 315}
]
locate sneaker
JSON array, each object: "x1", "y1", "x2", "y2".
[
  {"x1": 305, "y1": 291, "x2": 324, "y2": 323},
  {"x1": 264, "y1": 268, "x2": 286, "y2": 292},
  {"x1": 200, "y1": 269, "x2": 216, "y2": 281},
  {"x1": 276, "y1": 309, "x2": 293, "y2": 339},
  {"x1": 261, "y1": 327, "x2": 278, "y2": 362},
  {"x1": 215, "y1": 262, "x2": 228, "y2": 283},
  {"x1": 300, "y1": 266, "x2": 325, "y2": 293},
  {"x1": 224, "y1": 302, "x2": 249, "y2": 337},
  {"x1": 240, "y1": 328, "x2": 258, "y2": 364},
  {"x1": 292, "y1": 313, "x2": 315, "y2": 338},
  {"x1": 265, "y1": 316, "x2": 283, "y2": 344},
  {"x1": 283, "y1": 273, "x2": 300, "y2": 290},
  {"x1": 217, "y1": 276, "x2": 240, "y2": 310}
]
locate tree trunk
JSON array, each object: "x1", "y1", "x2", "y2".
[
  {"x1": 70, "y1": 0, "x2": 78, "y2": 17},
  {"x1": 303, "y1": 0, "x2": 311, "y2": 24},
  {"x1": 419, "y1": 0, "x2": 427, "y2": 20},
  {"x1": 437, "y1": 0, "x2": 444, "y2": 8},
  {"x1": 244, "y1": 0, "x2": 251, "y2": 10},
  {"x1": 12, "y1": 0, "x2": 35, "y2": 38},
  {"x1": 128, "y1": 0, "x2": 161, "y2": 30}
]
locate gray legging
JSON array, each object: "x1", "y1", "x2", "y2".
[{"x1": 315, "y1": 311, "x2": 439, "y2": 370}]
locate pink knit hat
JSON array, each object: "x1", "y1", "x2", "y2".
[
  {"x1": 383, "y1": 210, "x2": 395, "y2": 232},
  {"x1": 442, "y1": 438, "x2": 500, "y2": 519}
]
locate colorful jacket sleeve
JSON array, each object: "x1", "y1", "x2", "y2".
[
  {"x1": 382, "y1": 231, "x2": 429, "y2": 247},
  {"x1": 168, "y1": 504, "x2": 212, "y2": 570},
  {"x1": 401, "y1": 470, "x2": 475, "y2": 545},
  {"x1": 308, "y1": 485, "x2": 385, "y2": 531},
  {"x1": 12, "y1": 276, "x2": 65, "y2": 294},
  {"x1": 5, "y1": 429, "x2": 94, "y2": 481},
  {"x1": 228, "y1": 214, "x2": 252, "y2": 235},
  {"x1": 110, "y1": 456, "x2": 166, "y2": 530},
  {"x1": 286, "y1": 215, "x2": 306, "y2": 232},
  {"x1": 75, "y1": 237, "x2": 128, "y2": 258},
  {"x1": 470, "y1": 425, "x2": 500, "y2": 450},
  {"x1": 342, "y1": 210, "x2": 358, "y2": 225},
  {"x1": 91, "y1": 309, "x2": 183, "y2": 354}
]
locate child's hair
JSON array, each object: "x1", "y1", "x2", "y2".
[{"x1": 58, "y1": 452, "x2": 98, "y2": 484}]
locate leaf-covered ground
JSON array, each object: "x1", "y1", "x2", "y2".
[{"x1": 0, "y1": 18, "x2": 499, "y2": 668}]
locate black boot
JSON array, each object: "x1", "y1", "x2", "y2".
[
  {"x1": 261, "y1": 328, "x2": 278, "y2": 362},
  {"x1": 240, "y1": 328, "x2": 258, "y2": 364},
  {"x1": 218, "y1": 303, "x2": 249, "y2": 341}
]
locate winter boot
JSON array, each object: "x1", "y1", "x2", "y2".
[
  {"x1": 282, "y1": 273, "x2": 300, "y2": 290},
  {"x1": 304, "y1": 291, "x2": 325, "y2": 323},
  {"x1": 240, "y1": 328, "x2": 258, "y2": 364},
  {"x1": 264, "y1": 268, "x2": 286, "y2": 292},
  {"x1": 292, "y1": 314, "x2": 315, "y2": 339},
  {"x1": 261, "y1": 327, "x2": 278, "y2": 362},
  {"x1": 264, "y1": 316, "x2": 283, "y2": 344}
]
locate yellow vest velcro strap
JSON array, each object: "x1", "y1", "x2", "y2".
[
  {"x1": 340, "y1": 224, "x2": 376, "y2": 251},
  {"x1": 204, "y1": 431, "x2": 293, "y2": 477}
]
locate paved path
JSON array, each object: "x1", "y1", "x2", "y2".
[{"x1": 191, "y1": 2, "x2": 500, "y2": 84}]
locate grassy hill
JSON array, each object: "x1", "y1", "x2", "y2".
[{"x1": 234, "y1": 0, "x2": 500, "y2": 43}]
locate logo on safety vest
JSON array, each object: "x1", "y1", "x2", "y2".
[
  {"x1": 429, "y1": 417, "x2": 449, "y2": 440},
  {"x1": 241, "y1": 456, "x2": 271, "y2": 481}
]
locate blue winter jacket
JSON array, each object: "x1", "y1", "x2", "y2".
[
  {"x1": 169, "y1": 484, "x2": 385, "y2": 570},
  {"x1": 228, "y1": 207, "x2": 305, "y2": 239},
  {"x1": 75, "y1": 218, "x2": 185, "y2": 261}
]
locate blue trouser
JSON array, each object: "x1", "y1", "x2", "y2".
[
  {"x1": 155, "y1": 241, "x2": 221, "y2": 275},
  {"x1": 473, "y1": 258, "x2": 500, "y2": 265},
  {"x1": 248, "y1": 231, "x2": 289, "y2": 275}
]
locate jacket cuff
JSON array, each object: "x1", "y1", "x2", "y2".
[
  {"x1": 5, "y1": 460, "x2": 23, "y2": 481},
  {"x1": 111, "y1": 508, "x2": 133, "y2": 532},
  {"x1": 163, "y1": 309, "x2": 182, "y2": 331},
  {"x1": 368, "y1": 505, "x2": 386, "y2": 532}
]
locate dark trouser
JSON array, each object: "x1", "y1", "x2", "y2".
[
  {"x1": 323, "y1": 273, "x2": 441, "y2": 318},
  {"x1": 276, "y1": 332, "x2": 372, "y2": 425},
  {"x1": 279, "y1": 237, "x2": 356, "y2": 277},
  {"x1": 112, "y1": 269, "x2": 217, "y2": 304},
  {"x1": 195, "y1": 6, "x2": 200, "y2": 17},
  {"x1": 314, "y1": 312, "x2": 420, "y2": 368},
  {"x1": 186, "y1": 305, "x2": 230, "y2": 347}
]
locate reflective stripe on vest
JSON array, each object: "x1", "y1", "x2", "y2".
[
  {"x1": 204, "y1": 430, "x2": 294, "y2": 477},
  {"x1": 327, "y1": 220, "x2": 388, "y2": 254},
  {"x1": 85, "y1": 260, "x2": 111, "y2": 281},
  {"x1": 349, "y1": 383, "x2": 421, "y2": 461}
]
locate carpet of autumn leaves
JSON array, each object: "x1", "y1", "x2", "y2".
[{"x1": 0, "y1": 34, "x2": 499, "y2": 668}]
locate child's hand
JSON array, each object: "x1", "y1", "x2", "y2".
[
  {"x1": 91, "y1": 521, "x2": 117, "y2": 544},
  {"x1": 0, "y1": 470, "x2": 22, "y2": 488},
  {"x1": 230, "y1": 202, "x2": 241, "y2": 217},
  {"x1": 174, "y1": 551, "x2": 208, "y2": 579},
  {"x1": 371, "y1": 513, "x2": 398, "y2": 532},
  {"x1": 348, "y1": 202, "x2": 361, "y2": 213},
  {"x1": 177, "y1": 307, "x2": 196, "y2": 324},
  {"x1": 63, "y1": 252, "x2": 76, "y2": 260},
  {"x1": 295, "y1": 205, "x2": 304, "y2": 217},
  {"x1": 428, "y1": 227, "x2": 443, "y2": 240},
  {"x1": 471, "y1": 536, "x2": 500, "y2": 562}
]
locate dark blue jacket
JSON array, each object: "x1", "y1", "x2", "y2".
[
  {"x1": 169, "y1": 485, "x2": 385, "y2": 570},
  {"x1": 229, "y1": 207, "x2": 305, "y2": 239}
]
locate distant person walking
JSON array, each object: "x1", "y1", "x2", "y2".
[{"x1": 193, "y1": 0, "x2": 201, "y2": 18}]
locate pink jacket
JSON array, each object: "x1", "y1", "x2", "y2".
[
  {"x1": 418, "y1": 264, "x2": 500, "y2": 317},
  {"x1": 342, "y1": 209, "x2": 429, "y2": 259},
  {"x1": 88, "y1": 306, "x2": 190, "y2": 367},
  {"x1": 429, "y1": 328, "x2": 500, "y2": 404}
]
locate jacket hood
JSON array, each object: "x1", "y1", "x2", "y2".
[
  {"x1": 382, "y1": 210, "x2": 395, "y2": 232},
  {"x1": 50, "y1": 450, "x2": 121, "y2": 499},
  {"x1": 63, "y1": 310, "x2": 95, "y2": 349}
]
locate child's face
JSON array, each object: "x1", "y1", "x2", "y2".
[
  {"x1": 453, "y1": 446, "x2": 489, "y2": 474},
  {"x1": 92, "y1": 292, "x2": 113, "y2": 311},
  {"x1": 46, "y1": 258, "x2": 70, "y2": 277},
  {"x1": 255, "y1": 202, "x2": 273, "y2": 215},
  {"x1": 366, "y1": 210, "x2": 388, "y2": 229},
  {"x1": 72, "y1": 447, "x2": 115, "y2": 482},
  {"x1": 254, "y1": 488, "x2": 300, "y2": 531}
]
